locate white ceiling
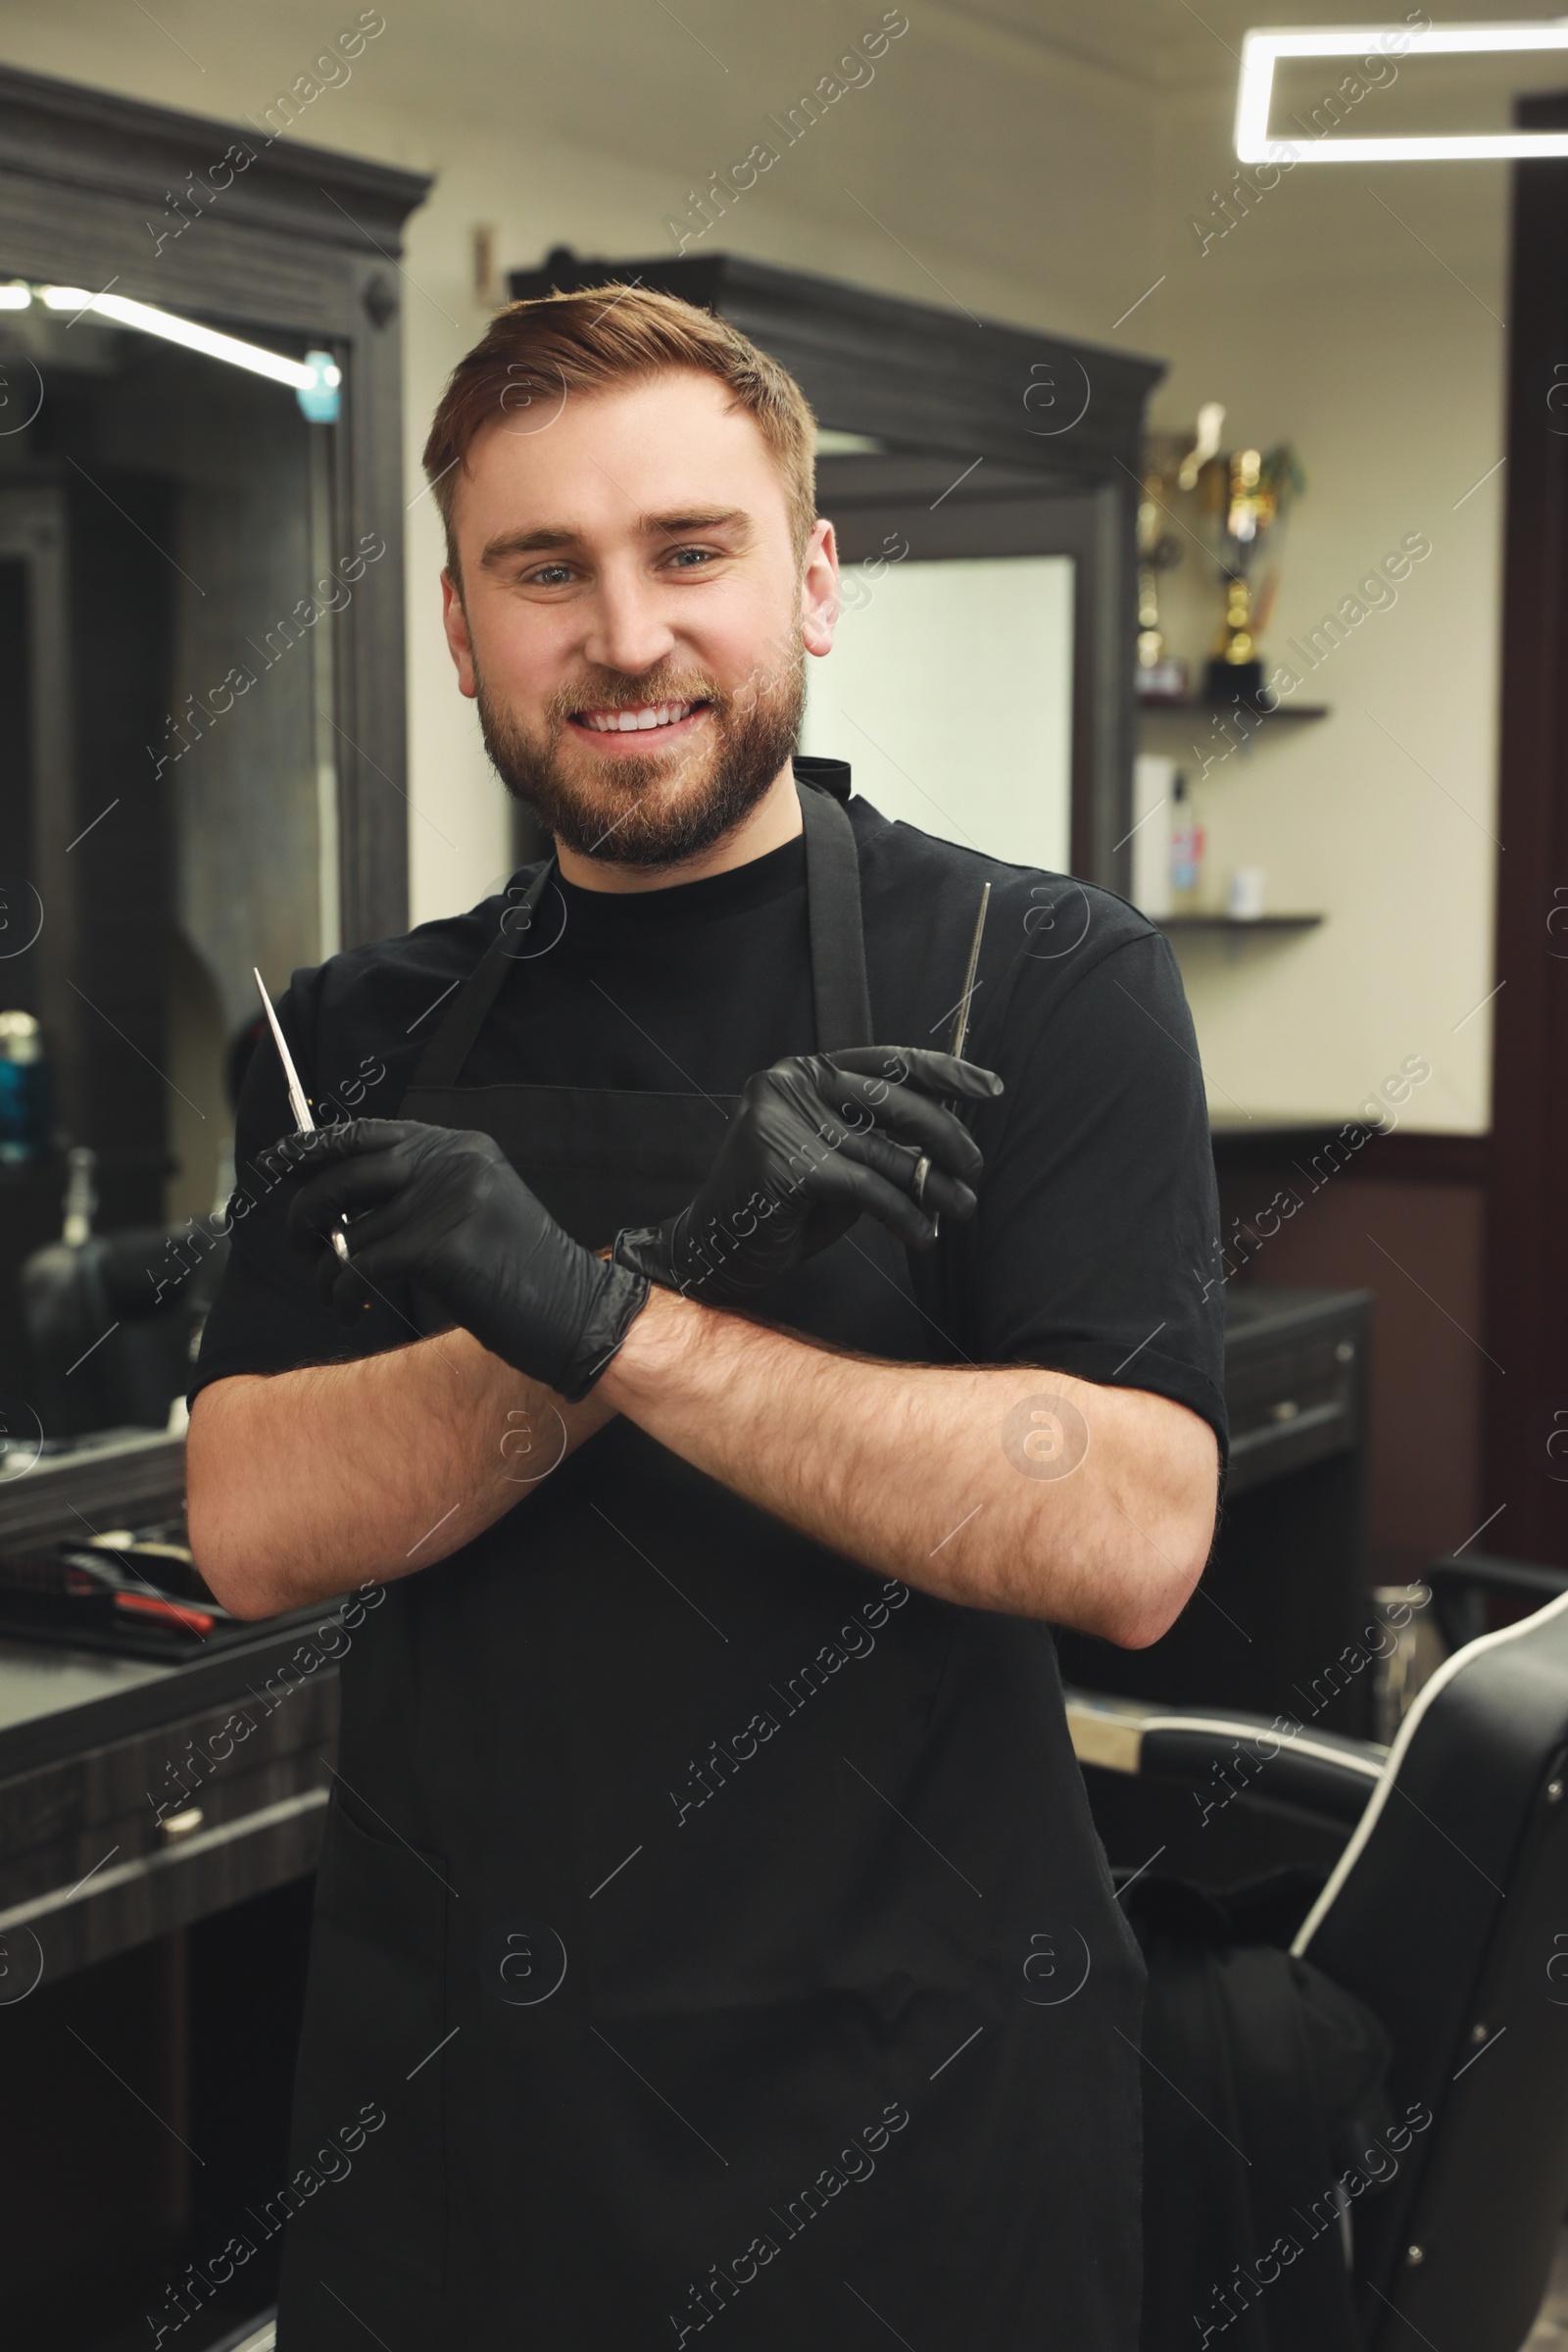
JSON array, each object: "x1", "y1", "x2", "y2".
[
  {"x1": 6, "y1": 2, "x2": 1567, "y2": 171},
  {"x1": 0, "y1": 0, "x2": 1558, "y2": 341},
  {"x1": 951, "y1": 0, "x2": 1568, "y2": 89}
]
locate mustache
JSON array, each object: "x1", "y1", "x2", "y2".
[{"x1": 550, "y1": 668, "x2": 721, "y2": 721}]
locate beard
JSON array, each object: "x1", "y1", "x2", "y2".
[{"x1": 473, "y1": 627, "x2": 807, "y2": 870}]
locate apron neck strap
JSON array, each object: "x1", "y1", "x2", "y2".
[
  {"x1": 407, "y1": 769, "x2": 872, "y2": 1094},
  {"x1": 408, "y1": 862, "x2": 557, "y2": 1091},
  {"x1": 798, "y1": 773, "x2": 872, "y2": 1052}
]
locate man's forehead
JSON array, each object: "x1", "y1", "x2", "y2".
[{"x1": 453, "y1": 370, "x2": 783, "y2": 545}]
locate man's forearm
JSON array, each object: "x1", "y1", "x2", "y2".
[
  {"x1": 188, "y1": 1330, "x2": 614, "y2": 1617},
  {"x1": 599, "y1": 1289, "x2": 1218, "y2": 1644}
]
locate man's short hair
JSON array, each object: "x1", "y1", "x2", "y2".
[{"x1": 421, "y1": 283, "x2": 819, "y2": 579}]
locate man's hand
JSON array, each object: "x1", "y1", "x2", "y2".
[
  {"x1": 612, "y1": 1047, "x2": 1003, "y2": 1302},
  {"x1": 275, "y1": 1118, "x2": 650, "y2": 1400}
]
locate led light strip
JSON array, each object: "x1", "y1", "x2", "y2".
[
  {"x1": 1237, "y1": 21, "x2": 1568, "y2": 163},
  {"x1": 0, "y1": 280, "x2": 340, "y2": 396}
]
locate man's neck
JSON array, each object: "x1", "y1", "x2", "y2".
[{"x1": 552, "y1": 760, "x2": 804, "y2": 894}]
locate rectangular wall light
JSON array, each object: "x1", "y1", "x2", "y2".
[{"x1": 1237, "y1": 22, "x2": 1568, "y2": 163}]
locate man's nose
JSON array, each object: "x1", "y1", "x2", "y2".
[{"x1": 584, "y1": 571, "x2": 679, "y2": 680}]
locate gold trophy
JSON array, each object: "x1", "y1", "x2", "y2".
[
  {"x1": 1198, "y1": 441, "x2": 1303, "y2": 707},
  {"x1": 1135, "y1": 406, "x2": 1226, "y2": 705}
]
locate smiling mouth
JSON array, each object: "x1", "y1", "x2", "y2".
[{"x1": 568, "y1": 698, "x2": 713, "y2": 737}]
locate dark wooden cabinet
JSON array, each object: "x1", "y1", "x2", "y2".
[
  {"x1": 1054, "y1": 1284, "x2": 1374, "y2": 1734},
  {"x1": 0, "y1": 1617, "x2": 340, "y2": 2346},
  {"x1": 0, "y1": 1645, "x2": 336, "y2": 1981}
]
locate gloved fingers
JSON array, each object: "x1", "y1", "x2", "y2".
[
  {"x1": 807, "y1": 1067, "x2": 988, "y2": 1181},
  {"x1": 269, "y1": 1118, "x2": 433, "y2": 1178},
  {"x1": 835, "y1": 1126, "x2": 978, "y2": 1221},
  {"x1": 813, "y1": 1151, "x2": 941, "y2": 1249},
  {"x1": 821, "y1": 1047, "x2": 1004, "y2": 1102},
  {"x1": 310, "y1": 1226, "x2": 404, "y2": 1320},
  {"x1": 718, "y1": 1131, "x2": 938, "y2": 1250},
  {"x1": 306, "y1": 1205, "x2": 426, "y2": 1313},
  {"x1": 771, "y1": 1100, "x2": 977, "y2": 1210},
  {"x1": 285, "y1": 1147, "x2": 429, "y2": 1251},
  {"x1": 315, "y1": 1238, "x2": 457, "y2": 1338},
  {"x1": 275, "y1": 1117, "x2": 482, "y2": 1241},
  {"x1": 317, "y1": 1248, "x2": 374, "y2": 1322},
  {"x1": 408, "y1": 1279, "x2": 459, "y2": 1341},
  {"x1": 313, "y1": 1246, "x2": 347, "y2": 1313},
  {"x1": 298, "y1": 1189, "x2": 429, "y2": 1264},
  {"x1": 317, "y1": 1233, "x2": 430, "y2": 1328},
  {"x1": 764, "y1": 1130, "x2": 956, "y2": 1247}
]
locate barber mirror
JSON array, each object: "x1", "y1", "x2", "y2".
[
  {"x1": 802, "y1": 549, "x2": 1074, "y2": 874},
  {"x1": 802, "y1": 441, "x2": 1095, "y2": 880},
  {"x1": 0, "y1": 279, "x2": 359, "y2": 1446}
]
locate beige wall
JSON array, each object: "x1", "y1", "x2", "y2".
[
  {"x1": 0, "y1": 3, "x2": 1514, "y2": 1133},
  {"x1": 1142, "y1": 86, "x2": 1509, "y2": 1131}
]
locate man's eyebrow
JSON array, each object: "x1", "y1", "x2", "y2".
[
  {"x1": 478, "y1": 508, "x2": 753, "y2": 567},
  {"x1": 642, "y1": 507, "x2": 752, "y2": 538},
  {"x1": 479, "y1": 525, "x2": 579, "y2": 564}
]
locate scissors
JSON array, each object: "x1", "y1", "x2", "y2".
[
  {"x1": 918, "y1": 882, "x2": 991, "y2": 1241},
  {"x1": 253, "y1": 968, "x2": 352, "y2": 1264}
]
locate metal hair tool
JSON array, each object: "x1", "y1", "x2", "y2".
[
  {"x1": 947, "y1": 883, "x2": 991, "y2": 1068},
  {"x1": 253, "y1": 968, "x2": 352, "y2": 1264},
  {"x1": 921, "y1": 882, "x2": 991, "y2": 1240}
]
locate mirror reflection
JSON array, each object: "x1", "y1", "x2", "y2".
[{"x1": 0, "y1": 285, "x2": 353, "y2": 1446}]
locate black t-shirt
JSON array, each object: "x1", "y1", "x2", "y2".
[{"x1": 195, "y1": 773, "x2": 1227, "y2": 1456}]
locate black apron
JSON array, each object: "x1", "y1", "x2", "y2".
[{"x1": 276, "y1": 774, "x2": 1146, "y2": 2350}]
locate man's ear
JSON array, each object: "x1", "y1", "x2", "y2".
[
  {"x1": 801, "y1": 516, "x2": 840, "y2": 659},
  {"x1": 440, "y1": 568, "x2": 478, "y2": 699}
]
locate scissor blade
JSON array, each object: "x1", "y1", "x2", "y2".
[
  {"x1": 929, "y1": 883, "x2": 993, "y2": 1246},
  {"x1": 253, "y1": 969, "x2": 350, "y2": 1263},
  {"x1": 253, "y1": 967, "x2": 315, "y2": 1134},
  {"x1": 948, "y1": 883, "x2": 991, "y2": 1064}
]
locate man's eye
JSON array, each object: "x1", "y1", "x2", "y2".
[
  {"x1": 665, "y1": 546, "x2": 716, "y2": 569},
  {"x1": 526, "y1": 564, "x2": 574, "y2": 588}
]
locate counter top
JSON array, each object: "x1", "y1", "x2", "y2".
[
  {"x1": 1225, "y1": 1282, "x2": 1373, "y2": 1344},
  {"x1": 0, "y1": 1611, "x2": 336, "y2": 1782}
]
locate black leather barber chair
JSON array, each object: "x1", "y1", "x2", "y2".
[
  {"x1": 18, "y1": 1025, "x2": 260, "y2": 1442},
  {"x1": 20, "y1": 1217, "x2": 227, "y2": 1437},
  {"x1": 1071, "y1": 1554, "x2": 1568, "y2": 2351}
]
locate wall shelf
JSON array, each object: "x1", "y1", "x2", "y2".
[
  {"x1": 1138, "y1": 699, "x2": 1331, "y2": 722},
  {"x1": 1156, "y1": 913, "x2": 1325, "y2": 935}
]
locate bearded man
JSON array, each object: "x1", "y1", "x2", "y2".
[{"x1": 188, "y1": 285, "x2": 1224, "y2": 2349}]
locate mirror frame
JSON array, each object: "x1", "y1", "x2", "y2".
[{"x1": 0, "y1": 62, "x2": 430, "y2": 949}]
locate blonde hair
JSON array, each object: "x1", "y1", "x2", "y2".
[{"x1": 421, "y1": 283, "x2": 818, "y2": 573}]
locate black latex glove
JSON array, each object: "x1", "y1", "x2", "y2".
[
  {"x1": 612, "y1": 1047, "x2": 1003, "y2": 1303},
  {"x1": 274, "y1": 1119, "x2": 650, "y2": 1402}
]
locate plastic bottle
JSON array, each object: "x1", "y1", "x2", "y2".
[
  {"x1": 61, "y1": 1145, "x2": 97, "y2": 1246},
  {"x1": 0, "y1": 1010, "x2": 50, "y2": 1165},
  {"x1": 1170, "y1": 773, "x2": 1204, "y2": 904}
]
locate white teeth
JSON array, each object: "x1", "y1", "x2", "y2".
[{"x1": 580, "y1": 701, "x2": 697, "y2": 734}]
